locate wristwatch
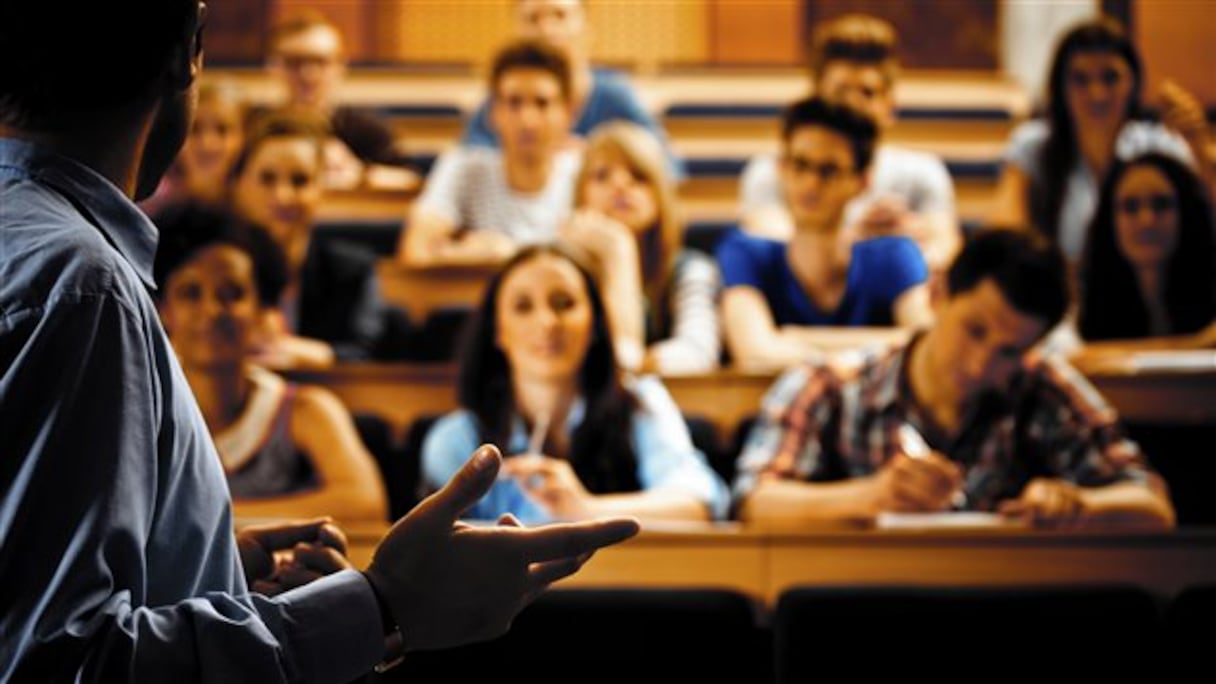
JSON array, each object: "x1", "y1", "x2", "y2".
[{"x1": 363, "y1": 571, "x2": 406, "y2": 673}]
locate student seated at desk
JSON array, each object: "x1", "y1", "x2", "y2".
[
  {"x1": 461, "y1": 0, "x2": 683, "y2": 179},
  {"x1": 738, "y1": 13, "x2": 959, "y2": 271},
  {"x1": 153, "y1": 202, "x2": 388, "y2": 523},
  {"x1": 988, "y1": 16, "x2": 1212, "y2": 268},
  {"x1": 422, "y1": 245, "x2": 729, "y2": 524},
  {"x1": 734, "y1": 229, "x2": 1175, "y2": 530},
  {"x1": 1074, "y1": 152, "x2": 1216, "y2": 352},
  {"x1": 717, "y1": 96, "x2": 934, "y2": 371},
  {"x1": 141, "y1": 77, "x2": 248, "y2": 216},
  {"x1": 562, "y1": 121, "x2": 721, "y2": 374},
  {"x1": 267, "y1": 10, "x2": 419, "y2": 191},
  {"x1": 398, "y1": 39, "x2": 580, "y2": 268},
  {"x1": 229, "y1": 109, "x2": 410, "y2": 365}
]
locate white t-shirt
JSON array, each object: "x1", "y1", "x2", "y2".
[{"x1": 416, "y1": 146, "x2": 581, "y2": 244}]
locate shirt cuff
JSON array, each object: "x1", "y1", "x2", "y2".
[{"x1": 275, "y1": 569, "x2": 385, "y2": 682}]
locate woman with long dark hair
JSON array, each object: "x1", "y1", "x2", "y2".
[
  {"x1": 989, "y1": 16, "x2": 1211, "y2": 265},
  {"x1": 421, "y1": 245, "x2": 728, "y2": 523},
  {"x1": 1078, "y1": 152, "x2": 1216, "y2": 344}
]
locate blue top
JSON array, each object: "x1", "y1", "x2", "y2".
[
  {"x1": 0, "y1": 138, "x2": 382, "y2": 682},
  {"x1": 422, "y1": 376, "x2": 729, "y2": 523},
  {"x1": 462, "y1": 67, "x2": 686, "y2": 178},
  {"x1": 716, "y1": 231, "x2": 927, "y2": 326}
]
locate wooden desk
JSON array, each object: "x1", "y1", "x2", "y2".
[
  {"x1": 375, "y1": 260, "x2": 495, "y2": 322},
  {"x1": 316, "y1": 187, "x2": 413, "y2": 223},
  {"x1": 288, "y1": 364, "x2": 776, "y2": 444},
  {"x1": 289, "y1": 352, "x2": 1216, "y2": 445},
  {"x1": 334, "y1": 521, "x2": 1216, "y2": 607}
]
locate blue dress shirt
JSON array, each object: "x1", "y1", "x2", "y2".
[{"x1": 0, "y1": 138, "x2": 382, "y2": 682}]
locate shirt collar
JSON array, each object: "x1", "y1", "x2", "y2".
[
  {"x1": 0, "y1": 137, "x2": 160, "y2": 289},
  {"x1": 507, "y1": 395, "x2": 587, "y2": 454}
]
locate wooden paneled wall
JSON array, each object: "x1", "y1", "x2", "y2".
[{"x1": 1135, "y1": 1, "x2": 1216, "y2": 106}]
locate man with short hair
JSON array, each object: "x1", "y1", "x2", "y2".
[
  {"x1": 268, "y1": 10, "x2": 418, "y2": 189},
  {"x1": 734, "y1": 229, "x2": 1174, "y2": 530},
  {"x1": 0, "y1": 3, "x2": 636, "y2": 680},
  {"x1": 717, "y1": 97, "x2": 933, "y2": 370},
  {"x1": 740, "y1": 14, "x2": 959, "y2": 271},
  {"x1": 399, "y1": 39, "x2": 582, "y2": 267},
  {"x1": 461, "y1": 0, "x2": 683, "y2": 178}
]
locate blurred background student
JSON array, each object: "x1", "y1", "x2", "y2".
[
  {"x1": 1075, "y1": 152, "x2": 1215, "y2": 350},
  {"x1": 462, "y1": 0, "x2": 683, "y2": 177},
  {"x1": 154, "y1": 202, "x2": 388, "y2": 523},
  {"x1": 229, "y1": 109, "x2": 412, "y2": 365},
  {"x1": 718, "y1": 97, "x2": 933, "y2": 370},
  {"x1": 738, "y1": 13, "x2": 960, "y2": 272},
  {"x1": 141, "y1": 78, "x2": 248, "y2": 215},
  {"x1": 562, "y1": 121, "x2": 721, "y2": 374},
  {"x1": 399, "y1": 39, "x2": 580, "y2": 268},
  {"x1": 267, "y1": 10, "x2": 418, "y2": 190},
  {"x1": 422, "y1": 245, "x2": 728, "y2": 524},
  {"x1": 989, "y1": 16, "x2": 1211, "y2": 266}
]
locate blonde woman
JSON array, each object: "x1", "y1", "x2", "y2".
[{"x1": 562, "y1": 121, "x2": 721, "y2": 373}]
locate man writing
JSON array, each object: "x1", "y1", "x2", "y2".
[{"x1": 734, "y1": 230, "x2": 1174, "y2": 529}]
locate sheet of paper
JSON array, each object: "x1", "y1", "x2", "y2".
[{"x1": 875, "y1": 511, "x2": 1027, "y2": 530}]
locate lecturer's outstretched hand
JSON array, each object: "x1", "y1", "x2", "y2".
[{"x1": 364, "y1": 444, "x2": 639, "y2": 652}]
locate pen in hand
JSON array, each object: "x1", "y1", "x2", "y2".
[
  {"x1": 898, "y1": 424, "x2": 968, "y2": 510},
  {"x1": 527, "y1": 409, "x2": 550, "y2": 457}
]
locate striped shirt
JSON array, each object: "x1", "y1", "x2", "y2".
[
  {"x1": 733, "y1": 335, "x2": 1153, "y2": 511},
  {"x1": 648, "y1": 249, "x2": 722, "y2": 374}
]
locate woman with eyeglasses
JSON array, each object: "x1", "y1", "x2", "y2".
[
  {"x1": 1076, "y1": 152, "x2": 1215, "y2": 347},
  {"x1": 989, "y1": 16, "x2": 1212, "y2": 266}
]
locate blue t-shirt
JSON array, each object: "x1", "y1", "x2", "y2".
[
  {"x1": 462, "y1": 68, "x2": 686, "y2": 178},
  {"x1": 716, "y1": 230, "x2": 927, "y2": 326}
]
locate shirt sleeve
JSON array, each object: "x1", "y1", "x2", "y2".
[
  {"x1": 1003, "y1": 119, "x2": 1048, "y2": 176},
  {"x1": 738, "y1": 154, "x2": 783, "y2": 216},
  {"x1": 413, "y1": 147, "x2": 468, "y2": 226},
  {"x1": 869, "y1": 237, "x2": 929, "y2": 302},
  {"x1": 1027, "y1": 357, "x2": 1158, "y2": 488},
  {"x1": 0, "y1": 295, "x2": 383, "y2": 683},
  {"x1": 715, "y1": 230, "x2": 769, "y2": 290},
  {"x1": 460, "y1": 99, "x2": 498, "y2": 147},
  {"x1": 908, "y1": 153, "x2": 956, "y2": 217},
  {"x1": 649, "y1": 252, "x2": 722, "y2": 374},
  {"x1": 732, "y1": 364, "x2": 841, "y2": 502},
  {"x1": 629, "y1": 376, "x2": 731, "y2": 519}
]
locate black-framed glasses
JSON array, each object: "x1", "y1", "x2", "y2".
[
  {"x1": 783, "y1": 155, "x2": 853, "y2": 183},
  {"x1": 1116, "y1": 194, "x2": 1177, "y2": 216}
]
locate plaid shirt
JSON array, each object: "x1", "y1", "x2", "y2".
[{"x1": 733, "y1": 336, "x2": 1152, "y2": 511}]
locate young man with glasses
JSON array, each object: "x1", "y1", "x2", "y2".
[
  {"x1": 717, "y1": 97, "x2": 934, "y2": 370},
  {"x1": 738, "y1": 14, "x2": 959, "y2": 272},
  {"x1": 268, "y1": 11, "x2": 419, "y2": 190}
]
